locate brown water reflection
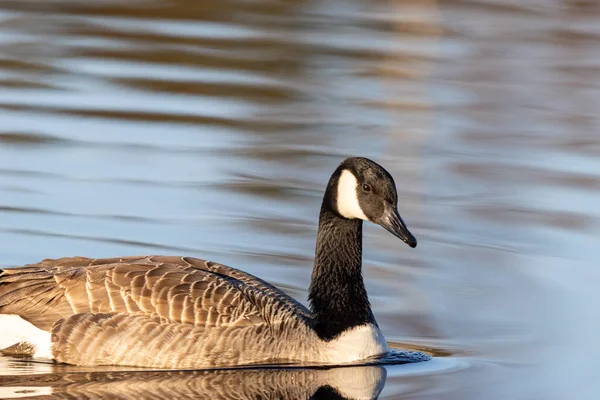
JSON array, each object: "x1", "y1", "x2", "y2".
[
  {"x1": 0, "y1": 359, "x2": 391, "y2": 400},
  {"x1": 1, "y1": 0, "x2": 599, "y2": 398},
  {"x1": 0, "y1": 355, "x2": 464, "y2": 399}
]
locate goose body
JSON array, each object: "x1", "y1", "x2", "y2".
[{"x1": 0, "y1": 157, "x2": 417, "y2": 368}]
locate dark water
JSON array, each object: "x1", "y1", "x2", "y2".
[{"x1": 0, "y1": 0, "x2": 599, "y2": 398}]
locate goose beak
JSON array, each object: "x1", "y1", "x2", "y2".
[{"x1": 376, "y1": 203, "x2": 417, "y2": 248}]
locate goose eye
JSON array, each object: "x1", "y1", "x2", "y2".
[{"x1": 362, "y1": 184, "x2": 372, "y2": 192}]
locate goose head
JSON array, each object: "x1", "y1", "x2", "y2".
[{"x1": 327, "y1": 157, "x2": 417, "y2": 248}]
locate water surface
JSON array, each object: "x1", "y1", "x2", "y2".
[{"x1": 0, "y1": 0, "x2": 599, "y2": 398}]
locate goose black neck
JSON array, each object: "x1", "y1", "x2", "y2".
[{"x1": 309, "y1": 208, "x2": 375, "y2": 341}]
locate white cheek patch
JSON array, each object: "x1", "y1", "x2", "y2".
[{"x1": 336, "y1": 170, "x2": 369, "y2": 221}]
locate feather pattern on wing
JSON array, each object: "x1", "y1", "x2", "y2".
[{"x1": 0, "y1": 256, "x2": 318, "y2": 368}]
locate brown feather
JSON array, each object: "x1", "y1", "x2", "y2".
[{"x1": 0, "y1": 256, "x2": 313, "y2": 367}]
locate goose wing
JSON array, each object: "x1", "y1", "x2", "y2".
[{"x1": 0, "y1": 255, "x2": 312, "y2": 332}]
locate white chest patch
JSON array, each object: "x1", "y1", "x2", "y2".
[
  {"x1": 325, "y1": 324, "x2": 389, "y2": 363},
  {"x1": 0, "y1": 315, "x2": 53, "y2": 359},
  {"x1": 336, "y1": 170, "x2": 369, "y2": 221}
]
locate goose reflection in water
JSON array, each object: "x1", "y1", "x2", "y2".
[{"x1": 0, "y1": 364, "x2": 388, "y2": 400}]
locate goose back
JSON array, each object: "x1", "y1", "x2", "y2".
[{"x1": 0, "y1": 256, "x2": 315, "y2": 368}]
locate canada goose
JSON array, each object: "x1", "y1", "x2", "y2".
[{"x1": 0, "y1": 157, "x2": 418, "y2": 368}]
